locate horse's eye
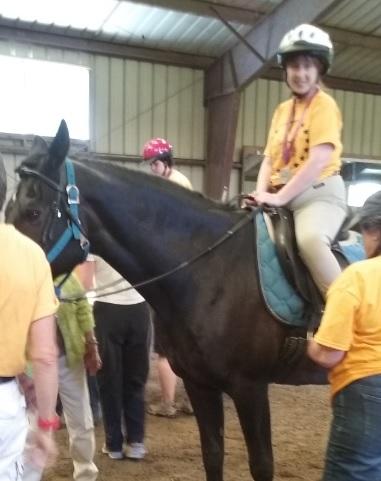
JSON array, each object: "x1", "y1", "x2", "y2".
[{"x1": 25, "y1": 208, "x2": 41, "y2": 222}]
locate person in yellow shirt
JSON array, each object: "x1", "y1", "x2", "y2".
[
  {"x1": 308, "y1": 190, "x2": 381, "y2": 481},
  {"x1": 246, "y1": 24, "x2": 346, "y2": 296},
  {"x1": 0, "y1": 155, "x2": 59, "y2": 478}
]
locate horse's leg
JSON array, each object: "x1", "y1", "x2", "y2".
[
  {"x1": 231, "y1": 380, "x2": 273, "y2": 481},
  {"x1": 183, "y1": 379, "x2": 224, "y2": 481}
]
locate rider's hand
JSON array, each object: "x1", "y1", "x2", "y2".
[
  {"x1": 255, "y1": 191, "x2": 285, "y2": 207},
  {"x1": 241, "y1": 194, "x2": 258, "y2": 208}
]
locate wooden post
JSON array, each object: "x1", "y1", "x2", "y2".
[{"x1": 205, "y1": 91, "x2": 240, "y2": 200}]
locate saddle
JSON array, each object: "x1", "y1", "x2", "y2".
[{"x1": 266, "y1": 206, "x2": 359, "y2": 328}]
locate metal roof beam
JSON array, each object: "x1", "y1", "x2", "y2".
[
  {"x1": 326, "y1": 26, "x2": 381, "y2": 50},
  {"x1": 123, "y1": 0, "x2": 263, "y2": 25},
  {"x1": 0, "y1": 24, "x2": 214, "y2": 69},
  {"x1": 205, "y1": 0, "x2": 345, "y2": 100}
]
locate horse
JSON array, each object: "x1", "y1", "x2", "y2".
[{"x1": 6, "y1": 120, "x2": 327, "y2": 481}]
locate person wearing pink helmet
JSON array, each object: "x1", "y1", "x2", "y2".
[
  {"x1": 142, "y1": 138, "x2": 193, "y2": 418},
  {"x1": 142, "y1": 138, "x2": 193, "y2": 190}
]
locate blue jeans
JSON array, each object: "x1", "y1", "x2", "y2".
[{"x1": 323, "y1": 375, "x2": 381, "y2": 481}]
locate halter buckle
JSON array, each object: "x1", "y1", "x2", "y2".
[{"x1": 66, "y1": 184, "x2": 80, "y2": 204}]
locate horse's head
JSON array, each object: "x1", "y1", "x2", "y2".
[{"x1": 6, "y1": 120, "x2": 89, "y2": 276}]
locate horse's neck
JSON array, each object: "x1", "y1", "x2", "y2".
[{"x1": 77, "y1": 163, "x2": 233, "y2": 315}]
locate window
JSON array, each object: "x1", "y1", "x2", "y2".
[
  {"x1": 347, "y1": 182, "x2": 381, "y2": 207},
  {"x1": 0, "y1": 55, "x2": 89, "y2": 139}
]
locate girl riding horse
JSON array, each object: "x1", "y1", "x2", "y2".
[{"x1": 247, "y1": 24, "x2": 346, "y2": 297}]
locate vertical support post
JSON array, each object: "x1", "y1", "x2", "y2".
[{"x1": 205, "y1": 92, "x2": 241, "y2": 200}]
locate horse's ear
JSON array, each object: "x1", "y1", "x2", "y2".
[{"x1": 48, "y1": 119, "x2": 70, "y2": 169}]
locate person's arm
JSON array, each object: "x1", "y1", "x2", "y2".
[
  {"x1": 83, "y1": 329, "x2": 102, "y2": 375},
  {"x1": 26, "y1": 314, "x2": 59, "y2": 468},
  {"x1": 308, "y1": 272, "x2": 358, "y2": 370},
  {"x1": 77, "y1": 297, "x2": 102, "y2": 375},
  {"x1": 255, "y1": 143, "x2": 333, "y2": 206},
  {"x1": 255, "y1": 155, "x2": 273, "y2": 194},
  {"x1": 28, "y1": 314, "x2": 58, "y2": 421},
  {"x1": 307, "y1": 339, "x2": 345, "y2": 369}
]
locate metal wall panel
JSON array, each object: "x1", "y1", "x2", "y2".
[
  {"x1": 235, "y1": 78, "x2": 381, "y2": 162},
  {"x1": 92, "y1": 56, "x2": 205, "y2": 159},
  {"x1": 0, "y1": 41, "x2": 205, "y2": 161}
]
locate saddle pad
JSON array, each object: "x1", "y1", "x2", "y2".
[
  {"x1": 255, "y1": 213, "x2": 365, "y2": 328},
  {"x1": 255, "y1": 213, "x2": 306, "y2": 327}
]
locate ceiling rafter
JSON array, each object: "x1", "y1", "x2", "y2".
[
  {"x1": 0, "y1": 22, "x2": 215, "y2": 69},
  {"x1": 122, "y1": 0, "x2": 265, "y2": 24},
  {"x1": 205, "y1": 0, "x2": 347, "y2": 100},
  {"x1": 326, "y1": 26, "x2": 381, "y2": 50}
]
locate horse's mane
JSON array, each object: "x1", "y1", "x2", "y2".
[{"x1": 75, "y1": 158, "x2": 239, "y2": 215}]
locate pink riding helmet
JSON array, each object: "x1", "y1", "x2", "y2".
[{"x1": 142, "y1": 138, "x2": 173, "y2": 161}]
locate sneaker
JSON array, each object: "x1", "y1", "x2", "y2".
[
  {"x1": 102, "y1": 444, "x2": 124, "y2": 460},
  {"x1": 147, "y1": 401, "x2": 177, "y2": 418},
  {"x1": 125, "y1": 442, "x2": 147, "y2": 460}
]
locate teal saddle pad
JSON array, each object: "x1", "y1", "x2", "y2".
[{"x1": 255, "y1": 212, "x2": 364, "y2": 327}]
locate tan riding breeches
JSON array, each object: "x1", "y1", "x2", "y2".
[{"x1": 288, "y1": 175, "x2": 347, "y2": 297}]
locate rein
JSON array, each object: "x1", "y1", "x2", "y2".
[{"x1": 17, "y1": 160, "x2": 256, "y2": 302}]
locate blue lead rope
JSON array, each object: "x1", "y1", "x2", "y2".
[{"x1": 47, "y1": 158, "x2": 89, "y2": 263}]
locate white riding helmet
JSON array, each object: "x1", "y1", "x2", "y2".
[{"x1": 277, "y1": 24, "x2": 333, "y2": 74}]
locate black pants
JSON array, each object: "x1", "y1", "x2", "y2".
[{"x1": 94, "y1": 301, "x2": 151, "y2": 450}]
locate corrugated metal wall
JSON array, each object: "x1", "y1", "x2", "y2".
[
  {"x1": 235, "y1": 78, "x2": 381, "y2": 162},
  {"x1": 1, "y1": 41, "x2": 381, "y2": 197},
  {"x1": 91, "y1": 57, "x2": 205, "y2": 160}
]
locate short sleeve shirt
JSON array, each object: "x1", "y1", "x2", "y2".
[
  {"x1": 168, "y1": 169, "x2": 193, "y2": 190},
  {"x1": 314, "y1": 256, "x2": 381, "y2": 397},
  {"x1": 0, "y1": 225, "x2": 58, "y2": 375},
  {"x1": 264, "y1": 90, "x2": 342, "y2": 187}
]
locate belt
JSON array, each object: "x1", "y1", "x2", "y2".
[{"x1": 0, "y1": 376, "x2": 15, "y2": 384}]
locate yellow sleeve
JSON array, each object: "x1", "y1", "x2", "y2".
[
  {"x1": 309, "y1": 95, "x2": 342, "y2": 149},
  {"x1": 32, "y1": 251, "x2": 58, "y2": 321},
  {"x1": 314, "y1": 272, "x2": 359, "y2": 351}
]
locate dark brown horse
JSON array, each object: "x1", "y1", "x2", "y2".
[{"x1": 6, "y1": 121, "x2": 326, "y2": 481}]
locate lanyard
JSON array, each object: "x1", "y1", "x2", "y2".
[{"x1": 282, "y1": 88, "x2": 319, "y2": 164}]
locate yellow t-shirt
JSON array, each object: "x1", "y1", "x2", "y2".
[
  {"x1": 314, "y1": 256, "x2": 381, "y2": 397},
  {"x1": 264, "y1": 89, "x2": 342, "y2": 187},
  {"x1": 0, "y1": 225, "x2": 58, "y2": 376},
  {"x1": 168, "y1": 169, "x2": 193, "y2": 190}
]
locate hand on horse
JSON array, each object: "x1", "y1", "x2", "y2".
[
  {"x1": 241, "y1": 194, "x2": 258, "y2": 209},
  {"x1": 255, "y1": 191, "x2": 286, "y2": 207}
]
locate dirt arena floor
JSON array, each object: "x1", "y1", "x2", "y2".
[{"x1": 45, "y1": 361, "x2": 331, "y2": 481}]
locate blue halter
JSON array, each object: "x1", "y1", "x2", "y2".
[{"x1": 47, "y1": 158, "x2": 89, "y2": 263}]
